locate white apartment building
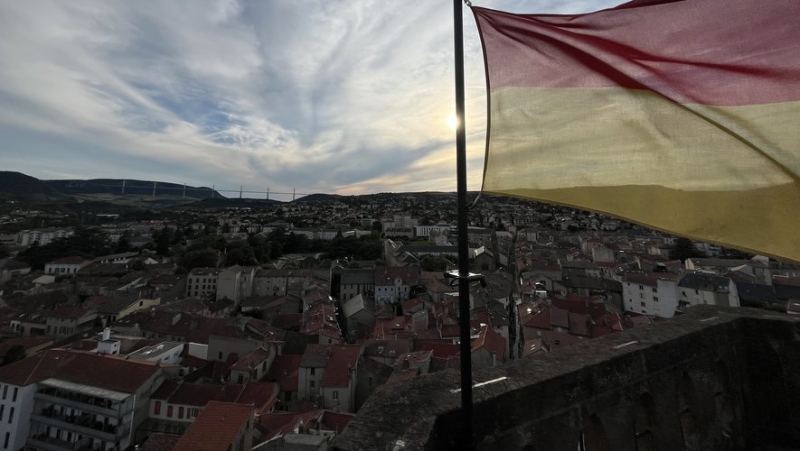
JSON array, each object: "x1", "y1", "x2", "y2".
[
  {"x1": 185, "y1": 267, "x2": 221, "y2": 299},
  {"x1": 678, "y1": 272, "x2": 740, "y2": 310},
  {"x1": 17, "y1": 228, "x2": 74, "y2": 247},
  {"x1": 623, "y1": 273, "x2": 681, "y2": 318},
  {"x1": 0, "y1": 350, "x2": 176, "y2": 451},
  {"x1": 44, "y1": 256, "x2": 91, "y2": 275}
]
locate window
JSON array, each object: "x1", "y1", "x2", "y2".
[
  {"x1": 12, "y1": 388, "x2": 16, "y2": 403},
  {"x1": 3, "y1": 432, "x2": 8, "y2": 449},
  {"x1": 167, "y1": 406, "x2": 173, "y2": 418},
  {"x1": 154, "y1": 401, "x2": 161, "y2": 415},
  {"x1": 310, "y1": 368, "x2": 315, "y2": 376},
  {"x1": 639, "y1": 285, "x2": 643, "y2": 290},
  {"x1": 641, "y1": 302, "x2": 646, "y2": 307},
  {"x1": 190, "y1": 408, "x2": 199, "y2": 418},
  {"x1": 219, "y1": 352, "x2": 223, "y2": 360},
  {"x1": 0, "y1": 404, "x2": 4, "y2": 421},
  {"x1": 654, "y1": 297, "x2": 659, "y2": 302},
  {"x1": 7, "y1": 407, "x2": 13, "y2": 423},
  {"x1": 332, "y1": 390, "x2": 339, "y2": 400},
  {"x1": 237, "y1": 374, "x2": 244, "y2": 384},
  {"x1": 178, "y1": 407, "x2": 184, "y2": 419},
  {"x1": 310, "y1": 380, "x2": 315, "y2": 389},
  {"x1": 652, "y1": 287, "x2": 657, "y2": 292}
]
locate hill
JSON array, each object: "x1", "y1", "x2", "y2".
[
  {"x1": 0, "y1": 171, "x2": 56, "y2": 195},
  {"x1": 293, "y1": 193, "x2": 344, "y2": 203},
  {"x1": 43, "y1": 178, "x2": 222, "y2": 199}
]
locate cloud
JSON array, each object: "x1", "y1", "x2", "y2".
[{"x1": 0, "y1": 0, "x2": 621, "y2": 198}]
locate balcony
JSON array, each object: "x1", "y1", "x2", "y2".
[
  {"x1": 32, "y1": 407, "x2": 125, "y2": 442},
  {"x1": 27, "y1": 434, "x2": 93, "y2": 451}
]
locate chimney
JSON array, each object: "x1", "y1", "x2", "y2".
[{"x1": 102, "y1": 327, "x2": 111, "y2": 341}]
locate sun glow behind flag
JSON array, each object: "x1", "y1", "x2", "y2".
[{"x1": 472, "y1": 0, "x2": 800, "y2": 261}]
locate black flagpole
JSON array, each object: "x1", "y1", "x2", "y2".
[{"x1": 453, "y1": 0, "x2": 474, "y2": 448}]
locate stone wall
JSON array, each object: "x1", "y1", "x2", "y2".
[{"x1": 332, "y1": 306, "x2": 800, "y2": 450}]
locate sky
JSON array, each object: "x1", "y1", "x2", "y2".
[{"x1": 0, "y1": 0, "x2": 619, "y2": 200}]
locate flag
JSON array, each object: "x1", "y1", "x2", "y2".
[{"x1": 472, "y1": 0, "x2": 800, "y2": 261}]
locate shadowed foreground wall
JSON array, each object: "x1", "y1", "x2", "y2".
[{"x1": 332, "y1": 306, "x2": 800, "y2": 450}]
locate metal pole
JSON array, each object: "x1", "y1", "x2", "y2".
[{"x1": 454, "y1": 0, "x2": 473, "y2": 448}]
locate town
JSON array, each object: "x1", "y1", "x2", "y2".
[{"x1": 0, "y1": 191, "x2": 798, "y2": 451}]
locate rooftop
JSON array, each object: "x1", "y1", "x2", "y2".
[
  {"x1": 172, "y1": 401, "x2": 252, "y2": 451},
  {"x1": 332, "y1": 305, "x2": 800, "y2": 451}
]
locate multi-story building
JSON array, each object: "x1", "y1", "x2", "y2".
[
  {"x1": 622, "y1": 272, "x2": 681, "y2": 318},
  {"x1": 44, "y1": 307, "x2": 98, "y2": 340},
  {"x1": 338, "y1": 269, "x2": 375, "y2": 303},
  {"x1": 216, "y1": 265, "x2": 256, "y2": 304},
  {"x1": 374, "y1": 266, "x2": 420, "y2": 304},
  {"x1": 0, "y1": 349, "x2": 177, "y2": 451},
  {"x1": 186, "y1": 268, "x2": 221, "y2": 299},
  {"x1": 678, "y1": 272, "x2": 740, "y2": 311},
  {"x1": 44, "y1": 257, "x2": 91, "y2": 276},
  {"x1": 16, "y1": 228, "x2": 74, "y2": 247}
]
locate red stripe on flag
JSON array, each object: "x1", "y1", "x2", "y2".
[{"x1": 473, "y1": 0, "x2": 800, "y2": 106}]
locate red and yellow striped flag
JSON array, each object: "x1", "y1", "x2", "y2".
[{"x1": 472, "y1": 0, "x2": 800, "y2": 261}]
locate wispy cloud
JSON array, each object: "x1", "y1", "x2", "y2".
[{"x1": 0, "y1": 0, "x2": 619, "y2": 198}]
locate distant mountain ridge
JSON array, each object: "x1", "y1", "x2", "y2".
[
  {"x1": 0, "y1": 171, "x2": 55, "y2": 195},
  {"x1": 44, "y1": 178, "x2": 222, "y2": 199},
  {"x1": 0, "y1": 171, "x2": 224, "y2": 199}
]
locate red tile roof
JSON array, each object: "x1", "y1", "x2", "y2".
[
  {"x1": 374, "y1": 266, "x2": 420, "y2": 286},
  {"x1": 420, "y1": 341, "x2": 460, "y2": 359},
  {"x1": 315, "y1": 410, "x2": 356, "y2": 433},
  {"x1": 267, "y1": 355, "x2": 301, "y2": 392},
  {"x1": 0, "y1": 349, "x2": 162, "y2": 392},
  {"x1": 236, "y1": 382, "x2": 278, "y2": 413},
  {"x1": 320, "y1": 345, "x2": 361, "y2": 388},
  {"x1": 568, "y1": 313, "x2": 592, "y2": 337},
  {"x1": 172, "y1": 401, "x2": 253, "y2": 451},
  {"x1": 549, "y1": 308, "x2": 570, "y2": 329},
  {"x1": 166, "y1": 383, "x2": 243, "y2": 406},
  {"x1": 553, "y1": 295, "x2": 608, "y2": 319},
  {"x1": 230, "y1": 347, "x2": 270, "y2": 371},
  {"x1": 470, "y1": 325, "x2": 506, "y2": 362},
  {"x1": 524, "y1": 307, "x2": 551, "y2": 330}
]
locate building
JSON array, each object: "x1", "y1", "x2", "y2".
[
  {"x1": 172, "y1": 401, "x2": 254, "y2": 451},
  {"x1": 44, "y1": 256, "x2": 91, "y2": 275},
  {"x1": 678, "y1": 273, "x2": 740, "y2": 311},
  {"x1": 623, "y1": 272, "x2": 681, "y2": 318},
  {"x1": 338, "y1": 269, "x2": 375, "y2": 303},
  {"x1": 16, "y1": 228, "x2": 73, "y2": 247},
  {"x1": 44, "y1": 307, "x2": 98, "y2": 340},
  {"x1": 127, "y1": 341, "x2": 185, "y2": 365},
  {"x1": 186, "y1": 268, "x2": 221, "y2": 299},
  {"x1": 0, "y1": 349, "x2": 177, "y2": 451},
  {"x1": 374, "y1": 267, "x2": 420, "y2": 304}
]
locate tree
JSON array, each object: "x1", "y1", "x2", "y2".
[
  {"x1": 152, "y1": 227, "x2": 173, "y2": 256},
  {"x1": 179, "y1": 249, "x2": 218, "y2": 270},
  {"x1": 2, "y1": 345, "x2": 26, "y2": 366},
  {"x1": 225, "y1": 243, "x2": 258, "y2": 266},
  {"x1": 115, "y1": 232, "x2": 132, "y2": 253},
  {"x1": 671, "y1": 237, "x2": 704, "y2": 262}
]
